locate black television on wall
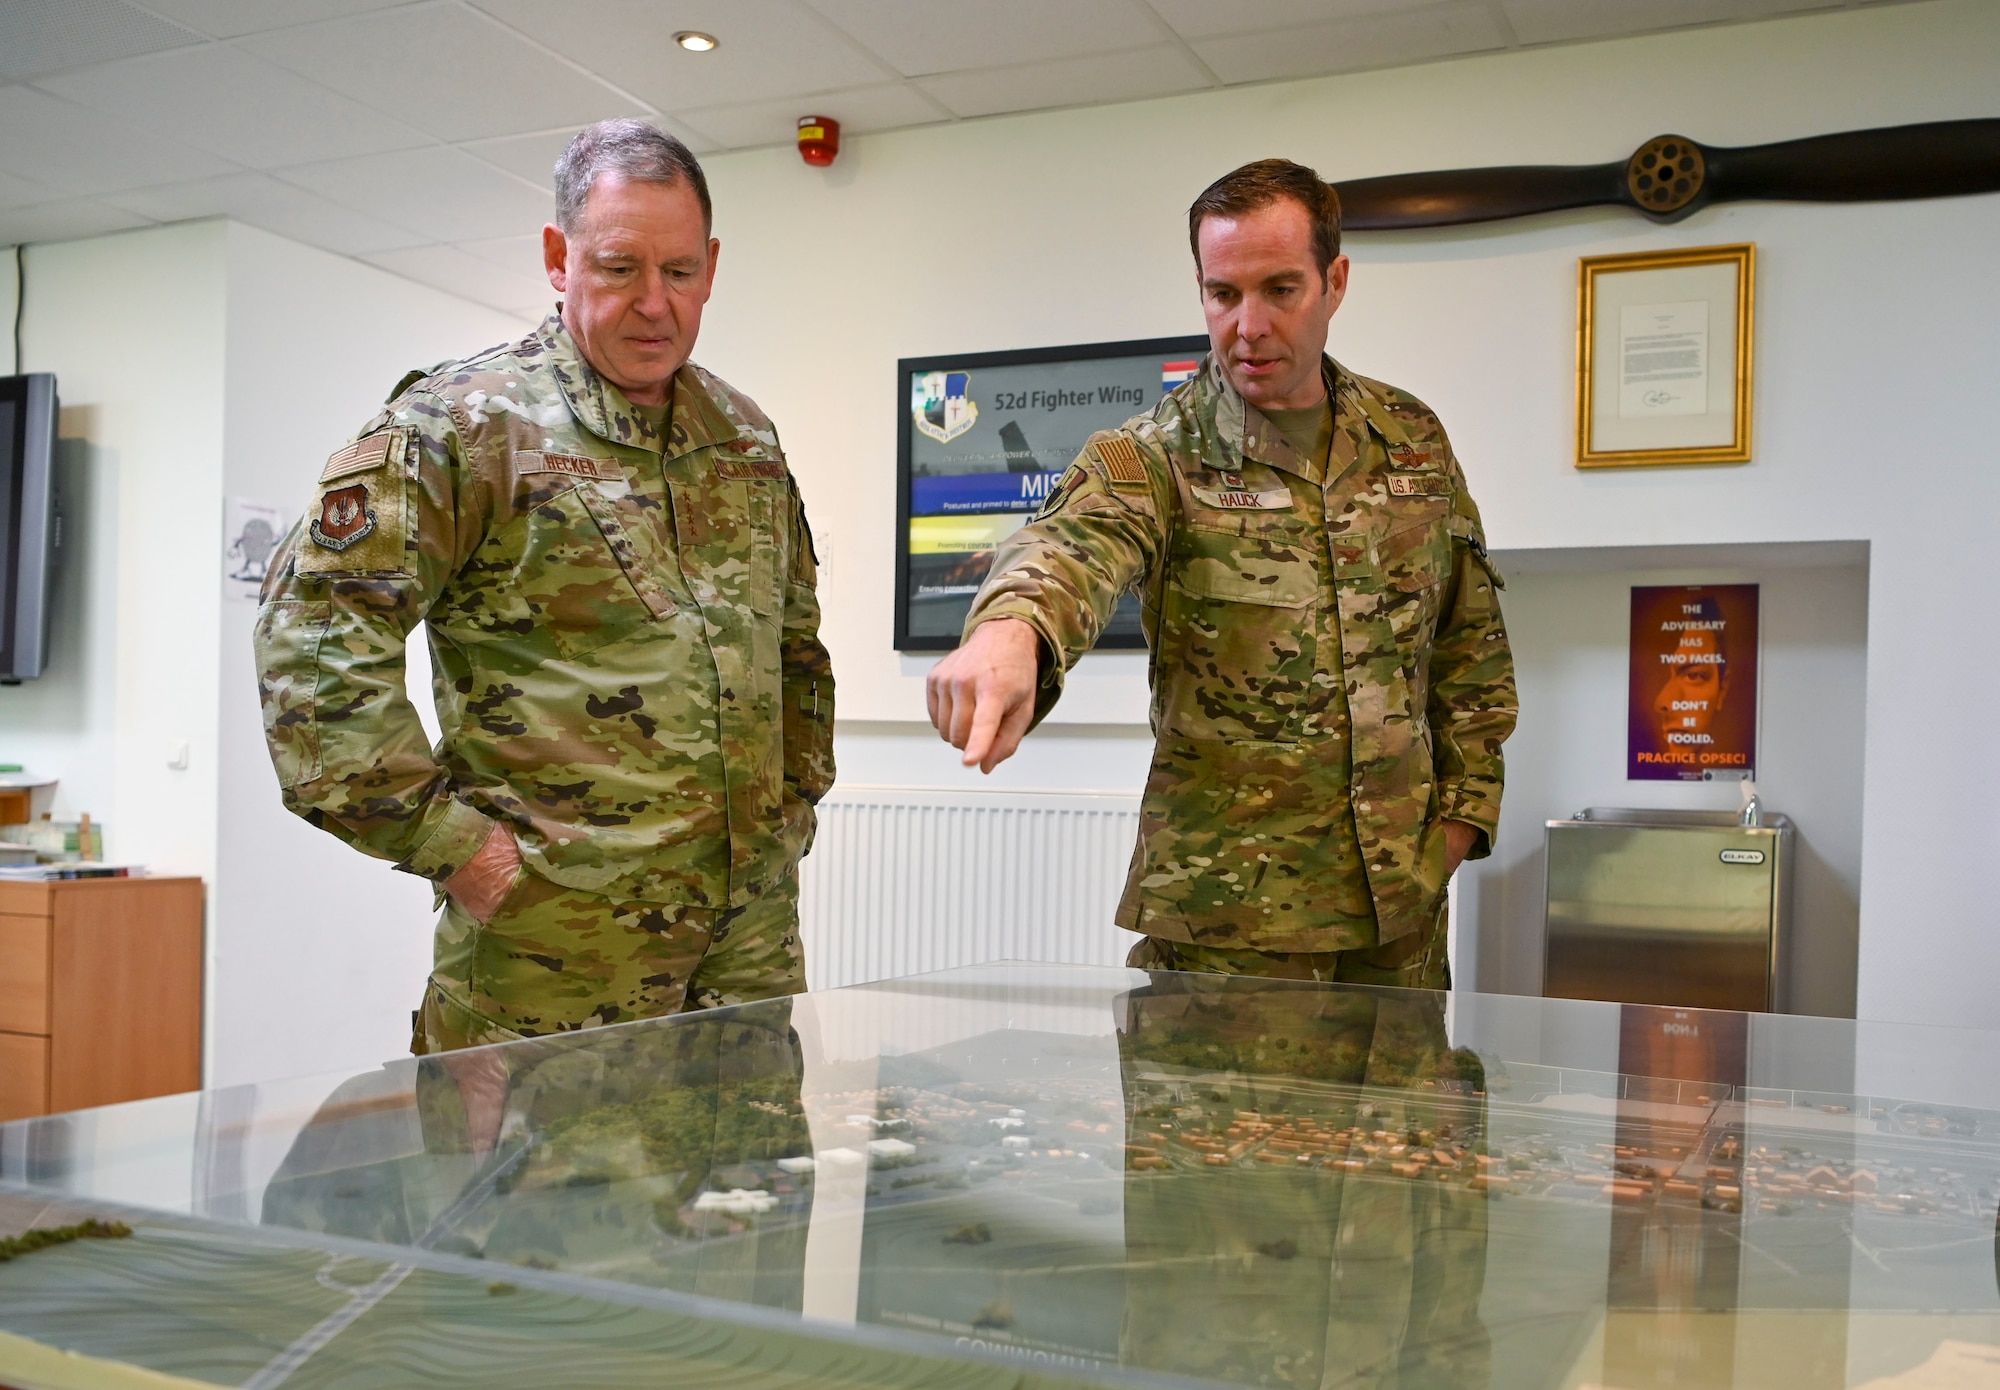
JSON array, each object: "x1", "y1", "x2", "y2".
[
  {"x1": 0, "y1": 373, "x2": 60, "y2": 682},
  {"x1": 894, "y1": 334, "x2": 1208, "y2": 652}
]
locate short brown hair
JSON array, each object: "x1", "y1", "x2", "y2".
[{"x1": 1188, "y1": 159, "x2": 1342, "y2": 279}]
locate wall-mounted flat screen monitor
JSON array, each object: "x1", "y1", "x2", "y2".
[
  {"x1": 895, "y1": 335, "x2": 1208, "y2": 652},
  {"x1": 0, "y1": 373, "x2": 60, "y2": 682}
]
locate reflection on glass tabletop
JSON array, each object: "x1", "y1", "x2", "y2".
[{"x1": 4, "y1": 963, "x2": 2000, "y2": 1389}]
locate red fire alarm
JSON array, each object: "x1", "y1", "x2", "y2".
[{"x1": 797, "y1": 115, "x2": 840, "y2": 167}]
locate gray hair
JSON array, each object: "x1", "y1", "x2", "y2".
[{"x1": 553, "y1": 119, "x2": 712, "y2": 234}]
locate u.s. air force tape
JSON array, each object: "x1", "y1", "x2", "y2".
[
  {"x1": 1089, "y1": 436, "x2": 1149, "y2": 488},
  {"x1": 1386, "y1": 471, "x2": 1450, "y2": 497}
]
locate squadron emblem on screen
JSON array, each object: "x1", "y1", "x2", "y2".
[{"x1": 912, "y1": 370, "x2": 978, "y2": 444}]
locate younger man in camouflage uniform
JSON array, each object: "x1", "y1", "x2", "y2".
[
  {"x1": 256, "y1": 121, "x2": 833, "y2": 1052},
  {"x1": 929, "y1": 160, "x2": 1514, "y2": 987}
]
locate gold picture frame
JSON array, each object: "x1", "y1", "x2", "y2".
[{"x1": 1577, "y1": 243, "x2": 1754, "y2": 468}]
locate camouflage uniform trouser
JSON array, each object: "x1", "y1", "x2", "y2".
[
  {"x1": 1122, "y1": 896, "x2": 1451, "y2": 990},
  {"x1": 414, "y1": 871, "x2": 803, "y2": 1054},
  {"x1": 1118, "y1": 972, "x2": 1490, "y2": 1389}
]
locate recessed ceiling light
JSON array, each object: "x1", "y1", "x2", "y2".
[{"x1": 674, "y1": 31, "x2": 717, "y2": 52}]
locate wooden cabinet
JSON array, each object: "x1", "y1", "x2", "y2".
[{"x1": 0, "y1": 877, "x2": 203, "y2": 1121}]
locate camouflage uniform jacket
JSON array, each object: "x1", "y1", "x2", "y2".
[
  {"x1": 964, "y1": 355, "x2": 1514, "y2": 952},
  {"x1": 255, "y1": 313, "x2": 835, "y2": 910}
]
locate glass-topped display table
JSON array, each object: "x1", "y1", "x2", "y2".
[{"x1": 3, "y1": 963, "x2": 1999, "y2": 1389}]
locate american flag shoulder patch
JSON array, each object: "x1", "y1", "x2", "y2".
[{"x1": 1090, "y1": 435, "x2": 1149, "y2": 488}]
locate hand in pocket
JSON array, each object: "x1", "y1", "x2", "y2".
[{"x1": 446, "y1": 822, "x2": 523, "y2": 924}]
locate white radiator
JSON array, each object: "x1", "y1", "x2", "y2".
[{"x1": 797, "y1": 786, "x2": 1142, "y2": 990}]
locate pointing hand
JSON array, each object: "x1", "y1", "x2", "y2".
[{"x1": 925, "y1": 618, "x2": 1041, "y2": 774}]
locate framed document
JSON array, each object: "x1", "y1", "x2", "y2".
[
  {"x1": 1577, "y1": 243, "x2": 1753, "y2": 468},
  {"x1": 895, "y1": 334, "x2": 1208, "y2": 652}
]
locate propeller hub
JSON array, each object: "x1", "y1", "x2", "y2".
[{"x1": 1627, "y1": 135, "x2": 1707, "y2": 215}]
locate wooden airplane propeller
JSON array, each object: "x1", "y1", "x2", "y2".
[{"x1": 1332, "y1": 119, "x2": 2000, "y2": 229}]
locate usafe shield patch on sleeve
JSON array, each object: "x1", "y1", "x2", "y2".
[
  {"x1": 1192, "y1": 485, "x2": 1294, "y2": 510},
  {"x1": 299, "y1": 430, "x2": 410, "y2": 575},
  {"x1": 1386, "y1": 472, "x2": 1451, "y2": 498},
  {"x1": 516, "y1": 451, "x2": 617, "y2": 481},
  {"x1": 1090, "y1": 435, "x2": 1150, "y2": 489},
  {"x1": 310, "y1": 483, "x2": 375, "y2": 550}
]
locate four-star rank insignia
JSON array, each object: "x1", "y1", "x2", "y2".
[{"x1": 310, "y1": 482, "x2": 376, "y2": 551}]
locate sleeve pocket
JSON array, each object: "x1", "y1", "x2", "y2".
[
  {"x1": 784, "y1": 677, "x2": 835, "y2": 805},
  {"x1": 1449, "y1": 514, "x2": 1506, "y2": 591},
  {"x1": 295, "y1": 430, "x2": 413, "y2": 578},
  {"x1": 1378, "y1": 515, "x2": 1450, "y2": 593},
  {"x1": 255, "y1": 600, "x2": 331, "y2": 787}
]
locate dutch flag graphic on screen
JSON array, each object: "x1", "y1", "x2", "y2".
[{"x1": 1161, "y1": 359, "x2": 1199, "y2": 393}]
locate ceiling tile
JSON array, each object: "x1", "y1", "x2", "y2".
[
  {"x1": 102, "y1": 172, "x2": 428, "y2": 254},
  {"x1": 240, "y1": 2, "x2": 642, "y2": 142},
  {"x1": 461, "y1": 118, "x2": 720, "y2": 190},
  {"x1": 1188, "y1": 2, "x2": 1508, "y2": 85},
  {"x1": 134, "y1": 0, "x2": 421, "y2": 40},
  {"x1": 275, "y1": 145, "x2": 554, "y2": 242},
  {"x1": 458, "y1": 130, "x2": 579, "y2": 189},
  {"x1": 469, "y1": 0, "x2": 895, "y2": 111},
  {"x1": 677, "y1": 84, "x2": 948, "y2": 150},
  {"x1": 1146, "y1": 0, "x2": 1437, "y2": 43},
  {"x1": 0, "y1": 0, "x2": 204, "y2": 81},
  {"x1": 35, "y1": 44, "x2": 432, "y2": 169},
  {"x1": 362, "y1": 241, "x2": 554, "y2": 314},
  {"x1": 455, "y1": 232, "x2": 546, "y2": 274},
  {"x1": 0, "y1": 86, "x2": 238, "y2": 197},
  {"x1": 1501, "y1": 0, "x2": 1828, "y2": 46},
  {"x1": 916, "y1": 44, "x2": 1210, "y2": 120},
  {"x1": 0, "y1": 170, "x2": 61, "y2": 213},
  {"x1": 802, "y1": 0, "x2": 1164, "y2": 76},
  {"x1": 0, "y1": 198, "x2": 156, "y2": 245}
]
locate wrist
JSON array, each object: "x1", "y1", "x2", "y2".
[{"x1": 972, "y1": 615, "x2": 1039, "y2": 652}]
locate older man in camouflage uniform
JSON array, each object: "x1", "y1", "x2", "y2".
[
  {"x1": 256, "y1": 120, "x2": 833, "y2": 1053},
  {"x1": 929, "y1": 159, "x2": 1514, "y2": 988}
]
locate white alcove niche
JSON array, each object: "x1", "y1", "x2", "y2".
[{"x1": 1457, "y1": 539, "x2": 1868, "y2": 1023}]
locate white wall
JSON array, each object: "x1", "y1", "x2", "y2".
[
  {"x1": 688, "y1": 0, "x2": 2000, "y2": 1028},
  {"x1": 7, "y1": 0, "x2": 1998, "y2": 1091},
  {"x1": 2, "y1": 219, "x2": 525, "y2": 1089},
  {"x1": 1, "y1": 222, "x2": 229, "y2": 883},
  {"x1": 212, "y1": 223, "x2": 525, "y2": 1087}
]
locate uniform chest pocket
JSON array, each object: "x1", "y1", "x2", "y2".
[
  {"x1": 1373, "y1": 507, "x2": 1450, "y2": 593},
  {"x1": 1160, "y1": 522, "x2": 1322, "y2": 745},
  {"x1": 680, "y1": 462, "x2": 787, "y2": 620},
  {"x1": 1368, "y1": 508, "x2": 1453, "y2": 658},
  {"x1": 1177, "y1": 507, "x2": 1322, "y2": 601},
  {"x1": 499, "y1": 478, "x2": 679, "y2": 660}
]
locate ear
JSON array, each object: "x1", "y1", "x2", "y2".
[
  {"x1": 543, "y1": 223, "x2": 569, "y2": 293},
  {"x1": 1323, "y1": 254, "x2": 1352, "y2": 315}
]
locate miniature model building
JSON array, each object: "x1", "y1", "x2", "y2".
[{"x1": 4, "y1": 967, "x2": 2000, "y2": 1388}]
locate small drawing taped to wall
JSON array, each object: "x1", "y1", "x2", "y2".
[{"x1": 225, "y1": 497, "x2": 290, "y2": 597}]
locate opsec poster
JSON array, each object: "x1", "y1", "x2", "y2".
[{"x1": 1627, "y1": 584, "x2": 1759, "y2": 781}]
